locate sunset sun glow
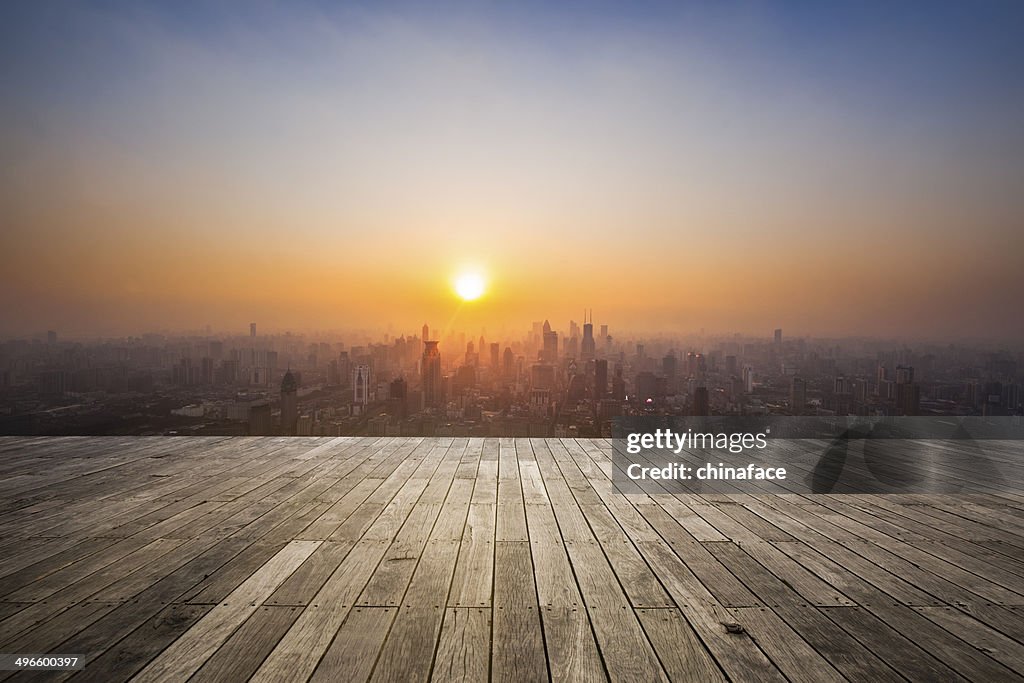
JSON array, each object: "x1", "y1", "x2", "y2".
[{"x1": 454, "y1": 272, "x2": 486, "y2": 301}]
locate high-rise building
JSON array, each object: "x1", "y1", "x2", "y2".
[
  {"x1": 774, "y1": 328, "x2": 782, "y2": 346},
  {"x1": 692, "y1": 387, "x2": 709, "y2": 416},
  {"x1": 895, "y1": 365, "x2": 915, "y2": 384},
  {"x1": 490, "y1": 343, "x2": 500, "y2": 369},
  {"x1": 542, "y1": 320, "x2": 558, "y2": 364},
  {"x1": 594, "y1": 359, "x2": 608, "y2": 399},
  {"x1": 338, "y1": 351, "x2": 351, "y2": 388},
  {"x1": 422, "y1": 323, "x2": 429, "y2": 342},
  {"x1": 388, "y1": 376, "x2": 408, "y2": 419},
  {"x1": 46, "y1": 330, "x2": 57, "y2": 345},
  {"x1": 248, "y1": 402, "x2": 272, "y2": 436},
  {"x1": 354, "y1": 364, "x2": 371, "y2": 405},
  {"x1": 280, "y1": 370, "x2": 298, "y2": 435},
  {"x1": 636, "y1": 371, "x2": 658, "y2": 403},
  {"x1": 896, "y1": 382, "x2": 920, "y2": 416},
  {"x1": 503, "y1": 347, "x2": 514, "y2": 381},
  {"x1": 790, "y1": 377, "x2": 807, "y2": 415},
  {"x1": 611, "y1": 364, "x2": 626, "y2": 400},
  {"x1": 422, "y1": 341, "x2": 442, "y2": 408},
  {"x1": 531, "y1": 364, "x2": 555, "y2": 390},
  {"x1": 581, "y1": 310, "x2": 596, "y2": 361},
  {"x1": 200, "y1": 357, "x2": 215, "y2": 385},
  {"x1": 250, "y1": 322, "x2": 257, "y2": 338}
]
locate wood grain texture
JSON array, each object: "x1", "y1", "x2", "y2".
[{"x1": 0, "y1": 436, "x2": 1019, "y2": 682}]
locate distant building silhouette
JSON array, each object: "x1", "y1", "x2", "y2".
[
  {"x1": 594, "y1": 359, "x2": 608, "y2": 399},
  {"x1": 388, "y1": 376, "x2": 408, "y2": 420},
  {"x1": 581, "y1": 310, "x2": 595, "y2": 361},
  {"x1": 248, "y1": 402, "x2": 272, "y2": 435},
  {"x1": 790, "y1": 377, "x2": 807, "y2": 415},
  {"x1": 502, "y1": 347, "x2": 514, "y2": 381},
  {"x1": 542, "y1": 320, "x2": 558, "y2": 364},
  {"x1": 422, "y1": 341, "x2": 442, "y2": 408},
  {"x1": 692, "y1": 386, "x2": 709, "y2": 416},
  {"x1": 280, "y1": 370, "x2": 298, "y2": 435},
  {"x1": 354, "y1": 364, "x2": 371, "y2": 405}
]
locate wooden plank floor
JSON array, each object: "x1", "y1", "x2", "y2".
[{"x1": 0, "y1": 436, "x2": 1022, "y2": 682}]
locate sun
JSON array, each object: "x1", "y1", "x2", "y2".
[{"x1": 454, "y1": 272, "x2": 486, "y2": 301}]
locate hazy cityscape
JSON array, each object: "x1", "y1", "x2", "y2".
[{"x1": 3, "y1": 319, "x2": 1020, "y2": 437}]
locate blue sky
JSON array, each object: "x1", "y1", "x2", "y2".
[{"x1": 1, "y1": 1, "x2": 1022, "y2": 337}]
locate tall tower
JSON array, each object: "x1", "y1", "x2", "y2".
[
  {"x1": 250, "y1": 322, "x2": 257, "y2": 338},
  {"x1": 354, "y1": 364, "x2": 371, "y2": 405},
  {"x1": 542, "y1": 320, "x2": 558, "y2": 364},
  {"x1": 422, "y1": 340, "x2": 442, "y2": 409},
  {"x1": 280, "y1": 370, "x2": 298, "y2": 435},
  {"x1": 503, "y1": 347, "x2": 514, "y2": 381},
  {"x1": 581, "y1": 310, "x2": 596, "y2": 361},
  {"x1": 422, "y1": 323, "x2": 429, "y2": 342}
]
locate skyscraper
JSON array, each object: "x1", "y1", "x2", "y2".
[
  {"x1": 774, "y1": 328, "x2": 782, "y2": 346},
  {"x1": 663, "y1": 353, "x2": 677, "y2": 392},
  {"x1": 581, "y1": 310, "x2": 595, "y2": 361},
  {"x1": 388, "y1": 376, "x2": 408, "y2": 419},
  {"x1": 542, "y1": 320, "x2": 558, "y2": 364},
  {"x1": 280, "y1": 370, "x2": 298, "y2": 435},
  {"x1": 354, "y1": 364, "x2": 371, "y2": 405},
  {"x1": 502, "y1": 347, "x2": 514, "y2": 381},
  {"x1": 422, "y1": 340, "x2": 442, "y2": 408},
  {"x1": 790, "y1": 377, "x2": 806, "y2": 416},
  {"x1": 692, "y1": 387, "x2": 709, "y2": 416},
  {"x1": 594, "y1": 358, "x2": 608, "y2": 399},
  {"x1": 490, "y1": 342, "x2": 500, "y2": 369},
  {"x1": 250, "y1": 322, "x2": 257, "y2": 338}
]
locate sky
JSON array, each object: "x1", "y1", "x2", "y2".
[{"x1": 1, "y1": 1, "x2": 1023, "y2": 340}]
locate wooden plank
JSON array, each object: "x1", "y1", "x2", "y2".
[
  {"x1": 492, "y1": 540, "x2": 546, "y2": 682},
  {"x1": 265, "y1": 540, "x2": 354, "y2": 606},
  {"x1": 636, "y1": 538, "x2": 787, "y2": 682},
  {"x1": 309, "y1": 606, "x2": 396, "y2": 682},
  {"x1": 432, "y1": 608, "x2": 491, "y2": 682},
  {"x1": 448, "y1": 503, "x2": 495, "y2": 608},
  {"x1": 249, "y1": 538, "x2": 389, "y2": 683},
  {"x1": 636, "y1": 607, "x2": 725, "y2": 682},
  {"x1": 131, "y1": 539, "x2": 320, "y2": 683},
  {"x1": 371, "y1": 606, "x2": 446, "y2": 681},
  {"x1": 820, "y1": 606, "x2": 969, "y2": 682},
  {"x1": 565, "y1": 540, "x2": 668, "y2": 681},
  {"x1": 912, "y1": 605, "x2": 1024, "y2": 674},
  {"x1": 71, "y1": 604, "x2": 213, "y2": 683},
  {"x1": 190, "y1": 605, "x2": 301, "y2": 683},
  {"x1": 706, "y1": 541, "x2": 903, "y2": 682}
]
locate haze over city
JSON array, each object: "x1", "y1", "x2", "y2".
[{"x1": 2, "y1": 1, "x2": 1023, "y2": 340}]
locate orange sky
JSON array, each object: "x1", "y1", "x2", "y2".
[{"x1": 2, "y1": 3, "x2": 1022, "y2": 340}]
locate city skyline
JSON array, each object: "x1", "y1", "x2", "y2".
[{"x1": 2, "y1": 2, "x2": 1024, "y2": 340}]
